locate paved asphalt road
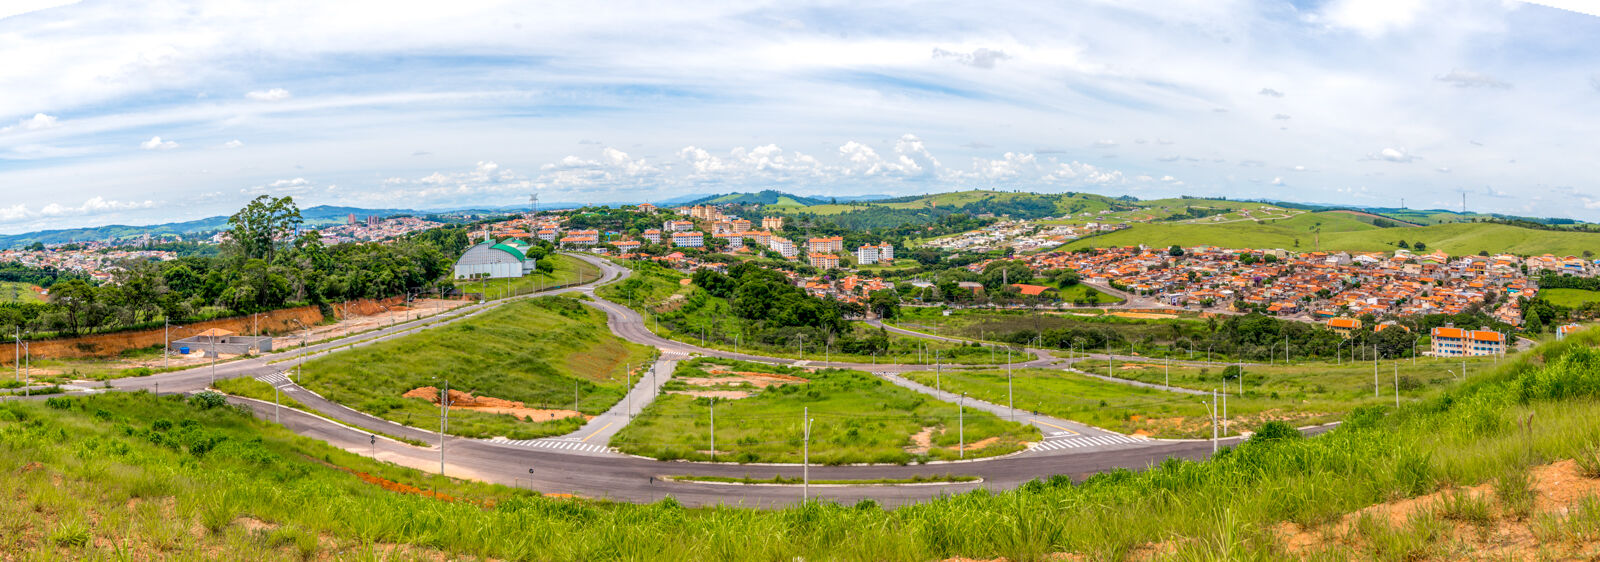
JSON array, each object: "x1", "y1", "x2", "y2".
[{"x1": 18, "y1": 253, "x2": 1334, "y2": 507}]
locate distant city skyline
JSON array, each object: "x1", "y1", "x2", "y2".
[{"x1": 2, "y1": 0, "x2": 1598, "y2": 233}]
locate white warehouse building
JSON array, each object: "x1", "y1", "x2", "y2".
[{"x1": 453, "y1": 240, "x2": 538, "y2": 279}]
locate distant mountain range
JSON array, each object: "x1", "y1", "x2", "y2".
[{"x1": 4, "y1": 189, "x2": 1588, "y2": 249}]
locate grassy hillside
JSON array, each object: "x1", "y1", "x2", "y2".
[
  {"x1": 298, "y1": 296, "x2": 656, "y2": 439},
  {"x1": 1068, "y1": 212, "x2": 1600, "y2": 256},
  {"x1": 613, "y1": 357, "x2": 1039, "y2": 463},
  {"x1": 0, "y1": 281, "x2": 42, "y2": 304},
  {"x1": 9, "y1": 330, "x2": 1600, "y2": 559},
  {"x1": 1544, "y1": 288, "x2": 1600, "y2": 308}
]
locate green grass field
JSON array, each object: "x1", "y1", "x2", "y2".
[
  {"x1": 0, "y1": 281, "x2": 42, "y2": 304},
  {"x1": 1066, "y1": 211, "x2": 1600, "y2": 256},
  {"x1": 613, "y1": 357, "x2": 1039, "y2": 463},
  {"x1": 9, "y1": 328, "x2": 1600, "y2": 559},
  {"x1": 894, "y1": 307, "x2": 1206, "y2": 348},
  {"x1": 1543, "y1": 288, "x2": 1600, "y2": 308},
  {"x1": 298, "y1": 296, "x2": 656, "y2": 439}
]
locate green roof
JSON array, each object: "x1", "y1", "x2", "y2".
[{"x1": 489, "y1": 243, "x2": 527, "y2": 262}]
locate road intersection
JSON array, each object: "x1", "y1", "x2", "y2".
[{"x1": 16, "y1": 253, "x2": 1331, "y2": 507}]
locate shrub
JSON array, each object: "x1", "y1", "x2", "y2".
[
  {"x1": 188, "y1": 391, "x2": 228, "y2": 410},
  {"x1": 44, "y1": 396, "x2": 73, "y2": 410},
  {"x1": 1247, "y1": 421, "x2": 1300, "y2": 444}
]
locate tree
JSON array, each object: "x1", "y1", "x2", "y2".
[
  {"x1": 1168, "y1": 245, "x2": 1185, "y2": 257},
  {"x1": 1397, "y1": 240, "x2": 1409, "y2": 249},
  {"x1": 49, "y1": 279, "x2": 97, "y2": 335},
  {"x1": 868, "y1": 289, "x2": 900, "y2": 320},
  {"x1": 1413, "y1": 241, "x2": 1427, "y2": 251},
  {"x1": 227, "y1": 195, "x2": 303, "y2": 262}
]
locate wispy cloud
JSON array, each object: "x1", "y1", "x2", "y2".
[
  {"x1": 245, "y1": 88, "x2": 292, "y2": 102},
  {"x1": 139, "y1": 136, "x2": 177, "y2": 150},
  {"x1": 1436, "y1": 69, "x2": 1511, "y2": 89}
]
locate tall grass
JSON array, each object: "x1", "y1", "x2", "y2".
[
  {"x1": 2, "y1": 330, "x2": 1598, "y2": 560},
  {"x1": 296, "y1": 295, "x2": 655, "y2": 439}
]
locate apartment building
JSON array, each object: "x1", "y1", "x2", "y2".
[
  {"x1": 1327, "y1": 316, "x2": 1361, "y2": 338},
  {"x1": 808, "y1": 252, "x2": 840, "y2": 270},
  {"x1": 642, "y1": 229, "x2": 662, "y2": 244},
  {"x1": 807, "y1": 236, "x2": 844, "y2": 253},
  {"x1": 761, "y1": 216, "x2": 784, "y2": 231},
  {"x1": 1430, "y1": 325, "x2": 1505, "y2": 357},
  {"x1": 856, "y1": 244, "x2": 880, "y2": 265},
  {"x1": 663, "y1": 220, "x2": 695, "y2": 232},
  {"x1": 769, "y1": 237, "x2": 797, "y2": 258},
  {"x1": 671, "y1": 231, "x2": 704, "y2": 248}
]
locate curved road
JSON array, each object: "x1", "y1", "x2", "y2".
[{"x1": 21, "y1": 253, "x2": 1326, "y2": 507}]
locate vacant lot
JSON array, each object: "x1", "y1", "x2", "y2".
[
  {"x1": 1543, "y1": 288, "x2": 1600, "y2": 309},
  {"x1": 895, "y1": 307, "x2": 1208, "y2": 347},
  {"x1": 613, "y1": 357, "x2": 1039, "y2": 464},
  {"x1": 298, "y1": 296, "x2": 656, "y2": 439},
  {"x1": 0, "y1": 281, "x2": 42, "y2": 304}
]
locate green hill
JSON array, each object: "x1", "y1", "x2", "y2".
[
  {"x1": 1067, "y1": 213, "x2": 1600, "y2": 256},
  {"x1": 687, "y1": 190, "x2": 830, "y2": 207}
]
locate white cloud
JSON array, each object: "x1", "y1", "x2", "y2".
[
  {"x1": 1369, "y1": 147, "x2": 1415, "y2": 163},
  {"x1": 1271, "y1": 177, "x2": 1284, "y2": 186},
  {"x1": 1435, "y1": 69, "x2": 1511, "y2": 89},
  {"x1": 0, "y1": 196, "x2": 155, "y2": 224},
  {"x1": 1258, "y1": 88, "x2": 1285, "y2": 98},
  {"x1": 1094, "y1": 139, "x2": 1118, "y2": 147},
  {"x1": 139, "y1": 136, "x2": 177, "y2": 150},
  {"x1": 1272, "y1": 113, "x2": 1291, "y2": 120},
  {"x1": 0, "y1": 113, "x2": 59, "y2": 133},
  {"x1": 221, "y1": 139, "x2": 244, "y2": 148},
  {"x1": 931, "y1": 47, "x2": 1010, "y2": 69},
  {"x1": 1314, "y1": 0, "x2": 1431, "y2": 36},
  {"x1": 245, "y1": 88, "x2": 292, "y2": 102},
  {"x1": 242, "y1": 177, "x2": 313, "y2": 195},
  {"x1": 1436, "y1": 167, "x2": 1451, "y2": 173}
]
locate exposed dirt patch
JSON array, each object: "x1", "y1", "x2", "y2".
[
  {"x1": 905, "y1": 426, "x2": 937, "y2": 455},
  {"x1": 1110, "y1": 312, "x2": 1178, "y2": 320},
  {"x1": 958, "y1": 436, "x2": 1001, "y2": 452},
  {"x1": 403, "y1": 386, "x2": 589, "y2": 422},
  {"x1": 668, "y1": 390, "x2": 752, "y2": 400},
  {"x1": 1275, "y1": 459, "x2": 1600, "y2": 559},
  {"x1": 233, "y1": 516, "x2": 278, "y2": 533}
]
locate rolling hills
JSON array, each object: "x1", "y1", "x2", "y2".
[{"x1": 1065, "y1": 211, "x2": 1600, "y2": 256}]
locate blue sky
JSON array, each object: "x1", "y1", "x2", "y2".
[{"x1": 0, "y1": 0, "x2": 1597, "y2": 233}]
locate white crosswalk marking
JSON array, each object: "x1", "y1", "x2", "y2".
[
  {"x1": 255, "y1": 372, "x2": 291, "y2": 387},
  {"x1": 1029, "y1": 433, "x2": 1143, "y2": 453},
  {"x1": 488, "y1": 437, "x2": 615, "y2": 455}
]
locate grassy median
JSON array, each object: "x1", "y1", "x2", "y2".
[
  {"x1": 613, "y1": 357, "x2": 1040, "y2": 464},
  {"x1": 297, "y1": 295, "x2": 655, "y2": 440}
]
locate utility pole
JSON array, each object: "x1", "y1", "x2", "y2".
[
  {"x1": 803, "y1": 407, "x2": 812, "y2": 502},
  {"x1": 1210, "y1": 390, "x2": 1218, "y2": 453},
  {"x1": 1006, "y1": 349, "x2": 1014, "y2": 421},
  {"x1": 440, "y1": 379, "x2": 448, "y2": 475},
  {"x1": 1393, "y1": 362, "x2": 1399, "y2": 408},
  {"x1": 274, "y1": 383, "x2": 280, "y2": 424},
  {"x1": 574, "y1": 380, "x2": 579, "y2": 412},
  {"x1": 958, "y1": 393, "x2": 965, "y2": 459},
  {"x1": 709, "y1": 398, "x2": 716, "y2": 462},
  {"x1": 935, "y1": 350, "x2": 941, "y2": 391},
  {"x1": 1373, "y1": 344, "x2": 1379, "y2": 398},
  {"x1": 164, "y1": 319, "x2": 170, "y2": 370},
  {"x1": 627, "y1": 363, "x2": 633, "y2": 420}
]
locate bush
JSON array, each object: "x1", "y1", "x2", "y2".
[
  {"x1": 188, "y1": 391, "x2": 228, "y2": 410},
  {"x1": 1247, "y1": 421, "x2": 1300, "y2": 444},
  {"x1": 44, "y1": 396, "x2": 74, "y2": 410}
]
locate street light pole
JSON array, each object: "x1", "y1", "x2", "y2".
[
  {"x1": 803, "y1": 407, "x2": 812, "y2": 502},
  {"x1": 1006, "y1": 349, "x2": 1014, "y2": 421},
  {"x1": 958, "y1": 392, "x2": 965, "y2": 459},
  {"x1": 440, "y1": 379, "x2": 448, "y2": 475},
  {"x1": 709, "y1": 398, "x2": 715, "y2": 462}
]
